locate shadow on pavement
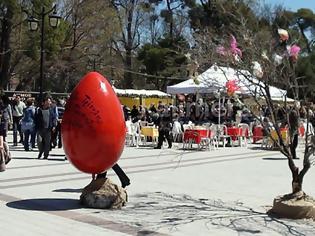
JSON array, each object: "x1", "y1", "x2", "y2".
[
  {"x1": 248, "y1": 147, "x2": 277, "y2": 151},
  {"x1": 102, "y1": 192, "x2": 314, "y2": 236},
  {"x1": 9, "y1": 148, "x2": 31, "y2": 152},
  {"x1": 44, "y1": 158, "x2": 66, "y2": 162},
  {"x1": 11, "y1": 156, "x2": 38, "y2": 160},
  {"x1": 53, "y1": 188, "x2": 82, "y2": 193},
  {"x1": 49, "y1": 154, "x2": 66, "y2": 157},
  {"x1": 263, "y1": 157, "x2": 287, "y2": 161},
  {"x1": 6, "y1": 198, "x2": 81, "y2": 211}
]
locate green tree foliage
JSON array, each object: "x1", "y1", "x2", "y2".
[
  {"x1": 149, "y1": 0, "x2": 194, "y2": 39},
  {"x1": 296, "y1": 51, "x2": 315, "y2": 99},
  {"x1": 188, "y1": 0, "x2": 257, "y2": 34},
  {"x1": 294, "y1": 8, "x2": 315, "y2": 53},
  {"x1": 44, "y1": 0, "x2": 118, "y2": 93},
  {"x1": 138, "y1": 35, "x2": 188, "y2": 90},
  {"x1": 0, "y1": 0, "x2": 314, "y2": 97},
  {"x1": 110, "y1": 0, "x2": 145, "y2": 89},
  {"x1": 0, "y1": 0, "x2": 19, "y2": 90}
]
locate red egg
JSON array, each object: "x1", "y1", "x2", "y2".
[{"x1": 61, "y1": 72, "x2": 126, "y2": 174}]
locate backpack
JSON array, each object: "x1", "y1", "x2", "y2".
[{"x1": 21, "y1": 107, "x2": 35, "y2": 132}]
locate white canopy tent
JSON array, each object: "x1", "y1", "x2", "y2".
[
  {"x1": 166, "y1": 77, "x2": 221, "y2": 94},
  {"x1": 113, "y1": 87, "x2": 170, "y2": 97},
  {"x1": 167, "y1": 65, "x2": 293, "y2": 101}
]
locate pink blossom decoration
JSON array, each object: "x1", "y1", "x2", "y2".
[
  {"x1": 290, "y1": 45, "x2": 301, "y2": 57},
  {"x1": 230, "y1": 35, "x2": 242, "y2": 58}
]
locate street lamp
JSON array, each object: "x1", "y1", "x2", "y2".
[
  {"x1": 214, "y1": 88, "x2": 225, "y2": 126},
  {"x1": 26, "y1": 5, "x2": 61, "y2": 102}
]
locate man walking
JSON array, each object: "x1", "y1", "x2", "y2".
[
  {"x1": 35, "y1": 97, "x2": 57, "y2": 159},
  {"x1": 12, "y1": 95, "x2": 26, "y2": 146}
]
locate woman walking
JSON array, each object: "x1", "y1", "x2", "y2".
[{"x1": 21, "y1": 98, "x2": 36, "y2": 151}]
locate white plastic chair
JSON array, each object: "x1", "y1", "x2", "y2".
[
  {"x1": 238, "y1": 123, "x2": 249, "y2": 147},
  {"x1": 211, "y1": 124, "x2": 229, "y2": 148},
  {"x1": 199, "y1": 124, "x2": 210, "y2": 150},
  {"x1": 139, "y1": 121, "x2": 148, "y2": 128},
  {"x1": 200, "y1": 124, "x2": 218, "y2": 150},
  {"x1": 125, "y1": 120, "x2": 133, "y2": 145},
  {"x1": 209, "y1": 125, "x2": 219, "y2": 150},
  {"x1": 172, "y1": 120, "x2": 183, "y2": 142},
  {"x1": 129, "y1": 122, "x2": 140, "y2": 147},
  {"x1": 128, "y1": 122, "x2": 145, "y2": 147}
]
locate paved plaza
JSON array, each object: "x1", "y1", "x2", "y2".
[{"x1": 1, "y1": 133, "x2": 315, "y2": 236}]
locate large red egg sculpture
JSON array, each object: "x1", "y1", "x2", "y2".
[{"x1": 61, "y1": 72, "x2": 126, "y2": 174}]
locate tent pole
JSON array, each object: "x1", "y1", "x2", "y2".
[{"x1": 218, "y1": 91, "x2": 221, "y2": 126}]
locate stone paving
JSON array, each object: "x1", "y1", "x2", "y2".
[{"x1": 1, "y1": 133, "x2": 315, "y2": 235}]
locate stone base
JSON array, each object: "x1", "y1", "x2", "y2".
[
  {"x1": 80, "y1": 178, "x2": 127, "y2": 209},
  {"x1": 270, "y1": 191, "x2": 315, "y2": 220}
]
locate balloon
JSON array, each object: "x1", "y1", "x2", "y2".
[
  {"x1": 230, "y1": 35, "x2": 242, "y2": 58},
  {"x1": 273, "y1": 54, "x2": 283, "y2": 65},
  {"x1": 61, "y1": 72, "x2": 126, "y2": 174},
  {"x1": 278, "y1": 29, "x2": 289, "y2": 42},
  {"x1": 290, "y1": 45, "x2": 301, "y2": 56},
  {"x1": 289, "y1": 44, "x2": 301, "y2": 62},
  {"x1": 226, "y1": 80, "x2": 238, "y2": 96},
  {"x1": 216, "y1": 35, "x2": 242, "y2": 61},
  {"x1": 252, "y1": 61, "x2": 263, "y2": 78}
]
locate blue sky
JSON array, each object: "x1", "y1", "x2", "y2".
[{"x1": 264, "y1": 0, "x2": 315, "y2": 11}]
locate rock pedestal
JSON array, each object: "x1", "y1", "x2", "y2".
[
  {"x1": 271, "y1": 191, "x2": 315, "y2": 220},
  {"x1": 80, "y1": 178, "x2": 127, "y2": 209}
]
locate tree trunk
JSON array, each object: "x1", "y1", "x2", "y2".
[
  {"x1": 291, "y1": 166, "x2": 302, "y2": 193},
  {"x1": 0, "y1": 13, "x2": 13, "y2": 90},
  {"x1": 124, "y1": 49, "x2": 133, "y2": 88},
  {"x1": 166, "y1": 0, "x2": 173, "y2": 39},
  {"x1": 123, "y1": 0, "x2": 135, "y2": 88}
]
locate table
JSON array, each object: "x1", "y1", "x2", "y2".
[
  {"x1": 253, "y1": 126, "x2": 305, "y2": 144},
  {"x1": 299, "y1": 126, "x2": 305, "y2": 137},
  {"x1": 253, "y1": 126, "x2": 263, "y2": 143},
  {"x1": 141, "y1": 126, "x2": 159, "y2": 143},
  {"x1": 183, "y1": 129, "x2": 209, "y2": 144},
  {"x1": 269, "y1": 128, "x2": 288, "y2": 145},
  {"x1": 227, "y1": 127, "x2": 248, "y2": 141}
]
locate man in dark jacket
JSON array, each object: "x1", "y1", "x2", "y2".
[
  {"x1": 35, "y1": 97, "x2": 57, "y2": 159},
  {"x1": 154, "y1": 108, "x2": 172, "y2": 149}
]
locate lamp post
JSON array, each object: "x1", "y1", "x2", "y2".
[
  {"x1": 27, "y1": 5, "x2": 61, "y2": 102},
  {"x1": 215, "y1": 88, "x2": 225, "y2": 126}
]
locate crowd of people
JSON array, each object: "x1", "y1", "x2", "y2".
[
  {"x1": 0, "y1": 95, "x2": 65, "y2": 159},
  {"x1": 2, "y1": 93, "x2": 314, "y2": 159},
  {"x1": 122, "y1": 98, "x2": 255, "y2": 149},
  {"x1": 122, "y1": 97, "x2": 315, "y2": 151},
  {"x1": 123, "y1": 98, "x2": 258, "y2": 127}
]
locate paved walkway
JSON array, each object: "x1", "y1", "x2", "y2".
[{"x1": 1, "y1": 133, "x2": 315, "y2": 235}]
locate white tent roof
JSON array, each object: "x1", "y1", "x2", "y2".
[
  {"x1": 166, "y1": 78, "x2": 220, "y2": 94},
  {"x1": 113, "y1": 87, "x2": 170, "y2": 97},
  {"x1": 167, "y1": 65, "x2": 292, "y2": 101}
]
